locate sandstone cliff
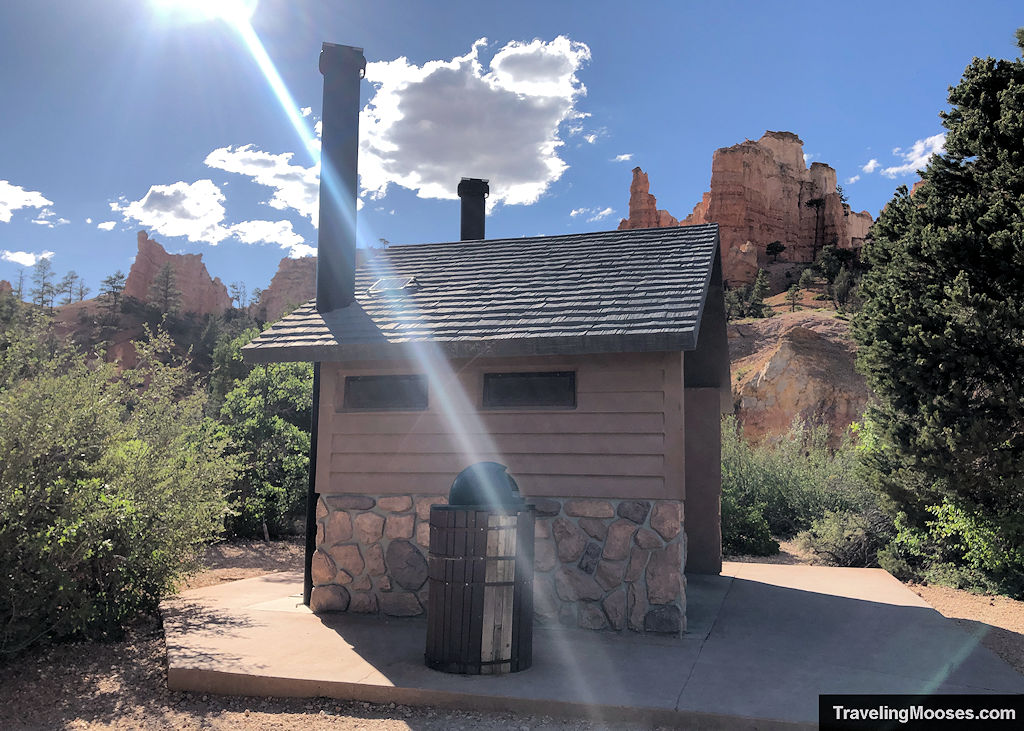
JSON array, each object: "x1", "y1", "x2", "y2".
[
  {"x1": 252, "y1": 256, "x2": 317, "y2": 323},
  {"x1": 729, "y1": 310, "x2": 869, "y2": 442},
  {"x1": 0, "y1": 280, "x2": 12, "y2": 296},
  {"x1": 124, "y1": 231, "x2": 231, "y2": 316},
  {"x1": 619, "y1": 131, "x2": 873, "y2": 286}
]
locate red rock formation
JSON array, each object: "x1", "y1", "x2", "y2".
[
  {"x1": 252, "y1": 255, "x2": 317, "y2": 323},
  {"x1": 619, "y1": 131, "x2": 874, "y2": 286},
  {"x1": 0, "y1": 280, "x2": 12, "y2": 296},
  {"x1": 729, "y1": 311, "x2": 869, "y2": 442},
  {"x1": 617, "y1": 167, "x2": 679, "y2": 229},
  {"x1": 124, "y1": 231, "x2": 230, "y2": 316}
]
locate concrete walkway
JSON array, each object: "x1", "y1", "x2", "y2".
[{"x1": 161, "y1": 562, "x2": 1024, "y2": 728}]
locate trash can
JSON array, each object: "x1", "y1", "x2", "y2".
[{"x1": 425, "y1": 462, "x2": 535, "y2": 674}]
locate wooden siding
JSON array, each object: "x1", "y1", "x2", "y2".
[{"x1": 317, "y1": 352, "x2": 685, "y2": 500}]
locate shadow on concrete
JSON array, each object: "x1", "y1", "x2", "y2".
[{"x1": 161, "y1": 567, "x2": 1024, "y2": 728}]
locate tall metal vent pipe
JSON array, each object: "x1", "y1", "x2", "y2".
[
  {"x1": 457, "y1": 177, "x2": 489, "y2": 241},
  {"x1": 316, "y1": 43, "x2": 366, "y2": 312}
]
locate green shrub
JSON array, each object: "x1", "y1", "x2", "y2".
[
  {"x1": 0, "y1": 322, "x2": 234, "y2": 657},
  {"x1": 721, "y1": 415, "x2": 874, "y2": 555},
  {"x1": 219, "y1": 361, "x2": 312, "y2": 538},
  {"x1": 797, "y1": 508, "x2": 893, "y2": 567}
]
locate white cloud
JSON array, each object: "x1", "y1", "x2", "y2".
[
  {"x1": 359, "y1": 36, "x2": 591, "y2": 206},
  {"x1": 111, "y1": 179, "x2": 230, "y2": 244},
  {"x1": 205, "y1": 145, "x2": 320, "y2": 225},
  {"x1": 613, "y1": 153, "x2": 632, "y2": 162},
  {"x1": 86, "y1": 217, "x2": 93, "y2": 224},
  {"x1": 97, "y1": 221, "x2": 117, "y2": 231},
  {"x1": 1, "y1": 249, "x2": 54, "y2": 267},
  {"x1": 583, "y1": 133, "x2": 598, "y2": 144},
  {"x1": 846, "y1": 175, "x2": 860, "y2": 185},
  {"x1": 861, "y1": 158, "x2": 880, "y2": 173},
  {"x1": 300, "y1": 106, "x2": 312, "y2": 117},
  {"x1": 803, "y1": 153, "x2": 814, "y2": 165},
  {"x1": 228, "y1": 219, "x2": 311, "y2": 257},
  {"x1": 569, "y1": 206, "x2": 614, "y2": 222},
  {"x1": 880, "y1": 133, "x2": 946, "y2": 178},
  {"x1": 0, "y1": 180, "x2": 52, "y2": 223}
]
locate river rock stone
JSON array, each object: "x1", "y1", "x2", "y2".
[
  {"x1": 602, "y1": 519, "x2": 637, "y2": 561},
  {"x1": 579, "y1": 603, "x2": 609, "y2": 630},
  {"x1": 311, "y1": 550, "x2": 337, "y2": 585},
  {"x1": 385, "y1": 540, "x2": 428, "y2": 590},
  {"x1": 554, "y1": 566, "x2": 604, "y2": 602},
  {"x1": 650, "y1": 502, "x2": 681, "y2": 541},
  {"x1": 333, "y1": 544, "x2": 364, "y2": 576},
  {"x1": 644, "y1": 605, "x2": 682, "y2": 634},
  {"x1": 323, "y1": 511, "x2": 353, "y2": 546},
  {"x1": 646, "y1": 545, "x2": 682, "y2": 605},
  {"x1": 364, "y1": 543, "x2": 385, "y2": 576},
  {"x1": 634, "y1": 528, "x2": 662, "y2": 550},
  {"x1": 617, "y1": 500, "x2": 651, "y2": 524},
  {"x1": 564, "y1": 499, "x2": 614, "y2": 518},
  {"x1": 348, "y1": 591, "x2": 378, "y2": 614},
  {"x1": 534, "y1": 537, "x2": 557, "y2": 572},
  {"x1": 354, "y1": 512, "x2": 385, "y2": 544},
  {"x1": 532, "y1": 498, "x2": 561, "y2": 517},
  {"x1": 595, "y1": 560, "x2": 626, "y2": 591},
  {"x1": 578, "y1": 517, "x2": 608, "y2": 541},
  {"x1": 384, "y1": 513, "x2": 414, "y2": 539},
  {"x1": 552, "y1": 517, "x2": 587, "y2": 563},
  {"x1": 414, "y1": 495, "x2": 446, "y2": 520},
  {"x1": 378, "y1": 496, "x2": 412, "y2": 512},
  {"x1": 578, "y1": 541, "x2": 601, "y2": 574},
  {"x1": 328, "y1": 495, "x2": 376, "y2": 511},
  {"x1": 310, "y1": 585, "x2": 350, "y2": 613},
  {"x1": 603, "y1": 589, "x2": 626, "y2": 631},
  {"x1": 380, "y1": 591, "x2": 422, "y2": 617}
]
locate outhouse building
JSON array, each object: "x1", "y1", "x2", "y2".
[{"x1": 242, "y1": 43, "x2": 729, "y2": 636}]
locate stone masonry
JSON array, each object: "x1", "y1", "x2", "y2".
[{"x1": 310, "y1": 494, "x2": 687, "y2": 636}]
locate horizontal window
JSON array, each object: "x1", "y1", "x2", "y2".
[
  {"x1": 482, "y1": 371, "x2": 576, "y2": 409},
  {"x1": 343, "y1": 375, "x2": 428, "y2": 411}
]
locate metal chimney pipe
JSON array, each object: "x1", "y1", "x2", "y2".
[
  {"x1": 316, "y1": 43, "x2": 366, "y2": 312},
  {"x1": 457, "y1": 177, "x2": 489, "y2": 241}
]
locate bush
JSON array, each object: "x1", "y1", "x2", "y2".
[
  {"x1": 0, "y1": 322, "x2": 234, "y2": 657},
  {"x1": 219, "y1": 361, "x2": 312, "y2": 538},
  {"x1": 720, "y1": 415, "x2": 874, "y2": 555},
  {"x1": 797, "y1": 508, "x2": 893, "y2": 567}
]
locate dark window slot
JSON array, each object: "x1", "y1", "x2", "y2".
[
  {"x1": 482, "y1": 372, "x2": 576, "y2": 409},
  {"x1": 343, "y1": 374, "x2": 428, "y2": 411}
]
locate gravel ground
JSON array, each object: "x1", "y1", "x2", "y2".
[{"x1": 1, "y1": 537, "x2": 1022, "y2": 729}]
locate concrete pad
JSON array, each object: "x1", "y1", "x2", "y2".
[{"x1": 162, "y1": 564, "x2": 1024, "y2": 728}]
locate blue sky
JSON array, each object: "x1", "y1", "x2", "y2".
[{"x1": 1, "y1": 0, "x2": 1021, "y2": 299}]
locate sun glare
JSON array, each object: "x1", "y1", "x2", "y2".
[{"x1": 152, "y1": 0, "x2": 257, "y2": 25}]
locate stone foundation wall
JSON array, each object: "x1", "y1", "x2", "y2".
[{"x1": 309, "y1": 494, "x2": 686, "y2": 636}]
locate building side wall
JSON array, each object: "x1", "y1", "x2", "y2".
[
  {"x1": 310, "y1": 351, "x2": 688, "y2": 634},
  {"x1": 317, "y1": 352, "x2": 684, "y2": 501},
  {"x1": 683, "y1": 387, "x2": 723, "y2": 574}
]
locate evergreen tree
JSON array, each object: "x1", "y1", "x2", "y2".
[
  {"x1": 798, "y1": 268, "x2": 815, "y2": 290},
  {"x1": 147, "y1": 263, "x2": 181, "y2": 316},
  {"x1": 766, "y1": 241, "x2": 785, "y2": 262},
  {"x1": 747, "y1": 269, "x2": 771, "y2": 318},
  {"x1": 99, "y1": 270, "x2": 127, "y2": 322},
  {"x1": 853, "y1": 29, "x2": 1024, "y2": 583},
  {"x1": 786, "y1": 284, "x2": 800, "y2": 312},
  {"x1": 57, "y1": 271, "x2": 79, "y2": 305},
  {"x1": 228, "y1": 281, "x2": 248, "y2": 309},
  {"x1": 75, "y1": 280, "x2": 90, "y2": 302},
  {"x1": 30, "y1": 258, "x2": 56, "y2": 310}
]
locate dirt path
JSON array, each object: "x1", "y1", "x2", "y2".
[{"x1": 2, "y1": 538, "x2": 1022, "y2": 729}]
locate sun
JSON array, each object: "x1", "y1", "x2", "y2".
[{"x1": 151, "y1": 0, "x2": 258, "y2": 25}]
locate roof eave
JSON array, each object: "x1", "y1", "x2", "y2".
[{"x1": 242, "y1": 330, "x2": 697, "y2": 364}]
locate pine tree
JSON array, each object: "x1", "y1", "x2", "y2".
[
  {"x1": 30, "y1": 258, "x2": 56, "y2": 310},
  {"x1": 786, "y1": 284, "x2": 800, "y2": 312},
  {"x1": 99, "y1": 270, "x2": 127, "y2": 321},
  {"x1": 57, "y1": 271, "x2": 79, "y2": 306},
  {"x1": 853, "y1": 29, "x2": 1024, "y2": 580},
  {"x1": 147, "y1": 263, "x2": 181, "y2": 316}
]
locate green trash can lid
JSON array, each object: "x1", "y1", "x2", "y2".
[{"x1": 449, "y1": 461, "x2": 524, "y2": 507}]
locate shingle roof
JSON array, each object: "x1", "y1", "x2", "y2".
[{"x1": 242, "y1": 224, "x2": 720, "y2": 363}]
